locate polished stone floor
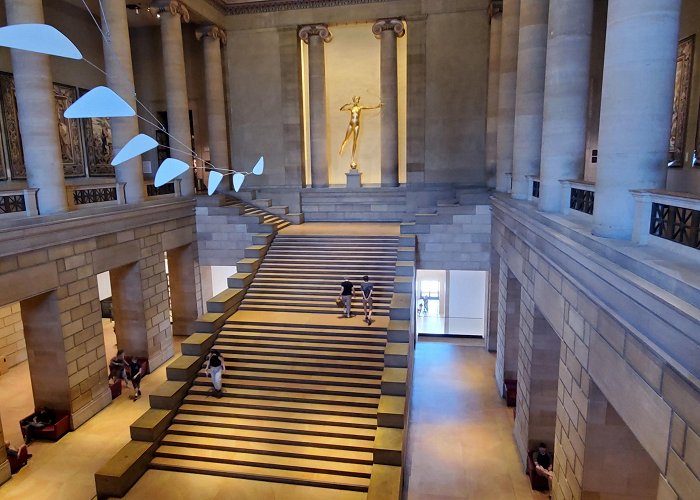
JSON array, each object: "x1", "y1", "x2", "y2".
[{"x1": 0, "y1": 331, "x2": 546, "y2": 499}]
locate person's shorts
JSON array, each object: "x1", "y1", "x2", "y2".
[{"x1": 362, "y1": 296, "x2": 373, "y2": 308}]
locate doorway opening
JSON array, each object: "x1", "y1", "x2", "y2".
[{"x1": 416, "y1": 270, "x2": 488, "y2": 337}]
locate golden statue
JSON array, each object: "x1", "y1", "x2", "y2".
[{"x1": 339, "y1": 96, "x2": 382, "y2": 169}]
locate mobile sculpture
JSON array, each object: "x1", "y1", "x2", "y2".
[{"x1": 0, "y1": 14, "x2": 262, "y2": 195}]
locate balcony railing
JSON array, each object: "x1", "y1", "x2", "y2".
[
  {"x1": 0, "y1": 188, "x2": 38, "y2": 218},
  {"x1": 632, "y1": 190, "x2": 700, "y2": 251},
  {"x1": 66, "y1": 182, "x2": 125, "y2": 210},
  {"x1": 146, "y1": 179, "x2": 181, "y2": 198},
  {"x1": 526, "y1": 175, "x2": 540, "y2": 201},
  {"x1": 560, "y1": 180, "x2": 595, "y2": 215}
]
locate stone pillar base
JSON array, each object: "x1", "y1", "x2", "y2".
[
  {"x1": 346, "y1": 170, "x2": 362, "y2": 188},
  {"x1": 0, "y1": 459, "x2": 10, "y2": 486}
]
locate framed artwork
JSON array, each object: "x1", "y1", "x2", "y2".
[
  {"x1": 669, "y1": 35, "x2": 694, "y2": 167},
  {"x1": 79, "y1": 88, "x2": 114, "y2": 176},
  {"x1": 53, "y1": 83, "x2": 85, "y2": 177},
  {"x1": 0, "y1": 72, "x2": 26, "y2": 179}
]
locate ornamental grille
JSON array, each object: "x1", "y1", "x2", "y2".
[
  {"x1": 147, "y1": 183, "x2": 175, "y2": 197},
  {"x1": 650, "y1": 203, "x2": 700, "y2": 250},
  {"x1": 73, "y1": 187, "x2": 117, "y2": 206},
  {"x1": 532, "y1": 180, "x2": 540, "y2": 199},
  {"x1": 570, "y1": 188, "x2": 595, "y2": 215},
  {"x1": 0, "y1": 194, "x2": 26, "y2": 214}
]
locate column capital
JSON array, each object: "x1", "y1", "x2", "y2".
[
  {"x1": 196, "y1": 24, "x2": 227, "y2": 45},
  {"x1": 489, "y1": 1, "x2": 503, "y2": 18},
  {"x1": 298, "y1": 24, "x2": 332, "y2": 44},
  {"x1": 372, "y1": 18, "x2": 405, "y2": 39},
  {"x1": 153, "y1": 0, "x2": 190, "y2": 23}
]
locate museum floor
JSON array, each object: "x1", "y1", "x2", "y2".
[{"x1": 0, "y1": 326, "x2": 546, "y2": 500}]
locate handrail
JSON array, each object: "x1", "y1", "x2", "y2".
[
  {"x1": 559, "y1": 179, "x2": 595, "y2": 215},
  {"x1": 631, "y1": 189, "x2": 700, "y2": 250}
]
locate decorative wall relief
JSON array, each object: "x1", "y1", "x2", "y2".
[
  {"x1": 669, "y1": 36, "x2": 694, "y2": 167},
  {"x1": 0, "y1": 72, "x2": 25, "y2": 179},
  {"x1": 80, "y1": 89, "x2": 114, "y2": 176},
  {"x1": 53, "y1": 83, "x2": 85, "y2": 177}
]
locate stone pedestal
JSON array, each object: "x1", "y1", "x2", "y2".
[{"x1": 346, "y1": 170, "x2": 362, "y2": 188}]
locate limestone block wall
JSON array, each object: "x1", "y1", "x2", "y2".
[
  {"x1": 0, "y1": 302, "x2": 25, "y2": 373},
  {"x1": 403, "y1": 205, "x2": 491, "y2": 271},
  {"x1": 195, "y1": 205, "x2": 256, "y2": 266},
  {"x1": 491, "y1": 195, "x2": 700, "y2": 500},
  {"x1": 0, "y1": 200, "x2": 197, "y2": 430}
]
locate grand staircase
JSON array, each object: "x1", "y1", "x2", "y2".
[{"x1": 144, "y1": 233, "x2": 411, "y2": 497}]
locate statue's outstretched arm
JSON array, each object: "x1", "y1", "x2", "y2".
[
  {"x1": 361, "y1": 102, "x2": 383, "y2": 110},
  {"x1": 340, "y1": 103, "x2": 351, "y2": 111}
]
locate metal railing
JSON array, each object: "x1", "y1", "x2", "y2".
[
  {"x1": 560, "y1": 180, "x2": 595, "y2": 215},
  {"x1": 632, "y1": 190, "x2": 700, "y2": 251}
]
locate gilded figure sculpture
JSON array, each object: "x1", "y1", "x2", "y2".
[{"x1": 339, "y1": 96, "x2": 382, "y2": 170}]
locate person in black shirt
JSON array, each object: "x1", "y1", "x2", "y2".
[
  {"x1": 128, "y1": 358, "x2": 144, "y2": 401},
  {"x1": 205, "y1": 349, "x2": 226, "y2": 398},
  {"x1": 109, "y1": 350, "x2": 128, "y2": 387},
  {"x1": 533, "y1": 442, "x2": 553, "y2": 492},
  {"x1": 338, "y1": 277, "x2": 354, "y2": 318}
]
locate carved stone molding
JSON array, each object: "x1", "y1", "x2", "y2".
[
  {"x1": 153, "y1": 0, "x2": 191, "y2": 23},
  {"x1": 298, "y1": 24, "x2": 333, "y2": 44},
  {"x1": 196, "y1": 24, "x2": 227, "y2": 45},
  {"x1": 372, "y1": 18, "x2": 405, "y2": 39},
  {"x1": 226, "y1": 0, "x2": 391, "y2": 16},
  {"x1": 489, "y1": 0, "x2": 503, "y2": 18}
]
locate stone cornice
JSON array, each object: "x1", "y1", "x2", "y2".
[
  {"x1": 153, "y1": 0, "x2": 191, "y2": 22},
  {"x1": 223, "y1": 0, "x2": 392, "y2": 16},
  {"x1": 372, "y1": 18, "x2": 405, "y2": 38},
  {"x1": 298, "y1": 24, "x2": 333, "y2": 43},
  {"x1": 196, "y1": 24, "x2": 228, "y2": 44}
]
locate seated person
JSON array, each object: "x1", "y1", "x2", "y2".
[
  {"x1": 5, "y1": 440, "x2": 29, "y2": 458},
  {"x1": 532, "y1": 442, "x2": 554, "y2": 491},
  {"x1": 128, "y1": 357, "x2": 143, "y2": 401},
  {"x1": 109, "y1": 350, "x2": 128, "y2": 387},
  {"x1": 20, "y1": 407, "x2": 55, "y2": 444},
  {"x1": 5, "y1": 440, "x2": 31, "y2": 472}
]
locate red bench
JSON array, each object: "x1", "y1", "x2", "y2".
[
  {"x1": 504, "y1": 379, "x2": 517, "y2": 407},
  {"x1": 8, "y1": 446, "x2": 30, "y2": 474},
  {"x1": 20, "y1": 410, "x2": 71, "y2": 442}
]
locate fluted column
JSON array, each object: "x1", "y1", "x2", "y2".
[
  {"x1": 495, "y1": 0, "x2": 521, "y2": 192},
  {"x1": 592, "y1": 0, "x2": 681, "y2": 239},
  {"x1": 511, "y1": 0, "x2": 549, "y2": 199},
  {"x1": 197, "y1": 25, "x2": 230, "y2": 191},
  {"x1": 486, "y1": 2, "x2": 503, "y2": 189},
  {"x1": 373, "y1": 19, "x2": 405, "y2": 187},
  {"x1": 156, "y1": 0, "x2": 194, "y2": 197},
  {"x1": 102, "y1": 1, "x2": 146, "y2": 203},
  {"x1": 6, "y1": 0, "x2": 67, "y2": 214},
  {"x1": 538, "y1": 0, "x2": 593, "y2": 212},
  {"x1": 300, "y1": 24, "x2": 332, "y2": 188}
]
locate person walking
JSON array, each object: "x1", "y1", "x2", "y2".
[
  {"x1": 128, "y1": 357, "x2": 144, "y2": 401},
  {"x1": 339, "y1": 277, "x2": 354, "y2": 318},
  {"x1": 360, "y1": 275, "x2": 374, "y2": 324},
  {"x1": 204, "y1": 349, "x2": 226, "y2": 398}
]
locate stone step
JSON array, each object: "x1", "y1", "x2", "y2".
[
  {"x1": 178, "y1": 403, "x2": 377, "y2": 430},
  {"x1": 252, "y1": 233, "x2": 275, "y2": 246},
  {"x1": 221, "y1": 322, "x2": 386, "y2": 337},
  {"x1": 268, "y1": 206, "x2": 289, "y2": 215},
  {"x1": 263, "y1": 255, "x2": 398, "y2": 264},
  {"x1": 227, "y1": 272, "x2": 254, "y2": 288},
  {"x1": 219, "y1": 329, "x2": 386, "y2": 345},
  {"x1": 192, "y1": 375, "x2": 381, "y2": 398},
  {"x1": 238, "y1": 303, "x2": 390, "y2": 316},
  {"x1": 236, "y1": 258, "x2": 261, "y2": 273},
  {"x1": 213, "y1": 337, "x2": 386, "y2": 355},
  {"x1": 224, "y1": 319, "x2": 385, "y2": 332},
  {"x1": 160, "y1": 433, "x2": 373, "y2": 464},
  {"x1": 150, "y1": 454, "x2": 370, "y2": 491},
  {"x1": 210, "y1": 343, "x2": 386, "y2": 364},
  {"x1": 171, "y1": 412, "x2": 376, "y2": 440},
  {"x1": 166, "y1": 423, "x2": 376, "y2": 452},
  {"x1": 222, "y1": 361, "x2": 383, "y2": 379},
  {"x1": 266, "y1": 247, "x2": 398, "y2": 255},
  {"x1": 241, "y1": 295, "x2": 391, "y2": 307},
  {"x1": 182, "y1": 394, "x2": 378, "y2": 418},
  {"x1": 244, "y1": 288, "x2": 394, "y2": 299},
  {"x1": 207, "y1": 351, "x2": 384, "y2": 371},
  {"x1": 205, "y1": 368, "x2": 382, "y2": 389}
]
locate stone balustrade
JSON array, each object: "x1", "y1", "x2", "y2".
[
  {"x1": 0, "y1": 188, "x2": 39, "y2": 218},
  {"x1": 66, "y1": 182, "x2": 126, "y2": 210},
  {"x1": 631, "y1": 190, "x2": 700, "y2": 252},
  {"x1": 559, "y1": 179, "x2": 595, "y2": 215},
  {"x1": 525, "y1": 175, "x2": 540, "y2": 201},
  {"x1": 146, "y1": 179, "x2": 182, "y2": 198}
]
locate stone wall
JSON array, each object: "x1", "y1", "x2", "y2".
[
  {"x1": 491, "y1": 194, "x2": 700, "y2": 499},
  {"x1": 195, "y1": 205, "x2": 256, "y2": 266},
  {"x1": 0, "y1": 302, "x2": 25, "y2": 374},
  {"x1": 0, "y1": 199, "x2": 197, "y2": 429}
]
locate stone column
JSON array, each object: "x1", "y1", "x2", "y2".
[
  {"x1": 102, "y1": 1, "x2": 146, "y2": 203},
  {"x1": 197, "y1": 25, "x2": 231, "y2": 191},
  {"x1": 168, "y1": 243, "x2": 199, "y2": 337},
  {"x1": 373, "y1": 19, "x2": 405, "y2": 187},
  {"x1": 6, "y1": 0, "x2": 67, "y2": 214},
  {"x1": 486, "y1": 2, "x2": 503, "y2": 189},
  {"x1": 299, "y1": 24, "x2": 332, "y2": 188},
  {"x1": 156, "y1": 0, "x2": 195, "y2": 197},
  {"x1": 495, "y1": 0, "x2": 521, "y2": 192},
  {"x1": 538, "y1": 0, "x2": 594, "y2": 212},
  {"x1": 592, "y1": 0, "x2": 681, "y2": 239},
  {"x1": 511, "y1": 0, "x2": 549, "y2": 199}
]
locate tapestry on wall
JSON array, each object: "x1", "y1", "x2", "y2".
[
  {"x1": 0, "y1": 72, "x2": 26, "y2": 179},
  {"x1": 79, "y1": 88, "x2": 115, "y2": 176},
  {"x1": 53, "y1": 83, "x2": 85, "y2": 177},
  {"x1": 669, "y1": 35, "x2": 695, "y2": 167}
]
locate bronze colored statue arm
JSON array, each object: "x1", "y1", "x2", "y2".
[
  {"x1": 340, "y1": 103, "x2": 352, "y2": 111},
  {"x1": 360, "y1": 102, "x2": 383, "y2": 110}
]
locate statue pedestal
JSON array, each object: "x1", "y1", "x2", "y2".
[{"x1": 345, "y1": 170, "x2": 362, "y2": 188}]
